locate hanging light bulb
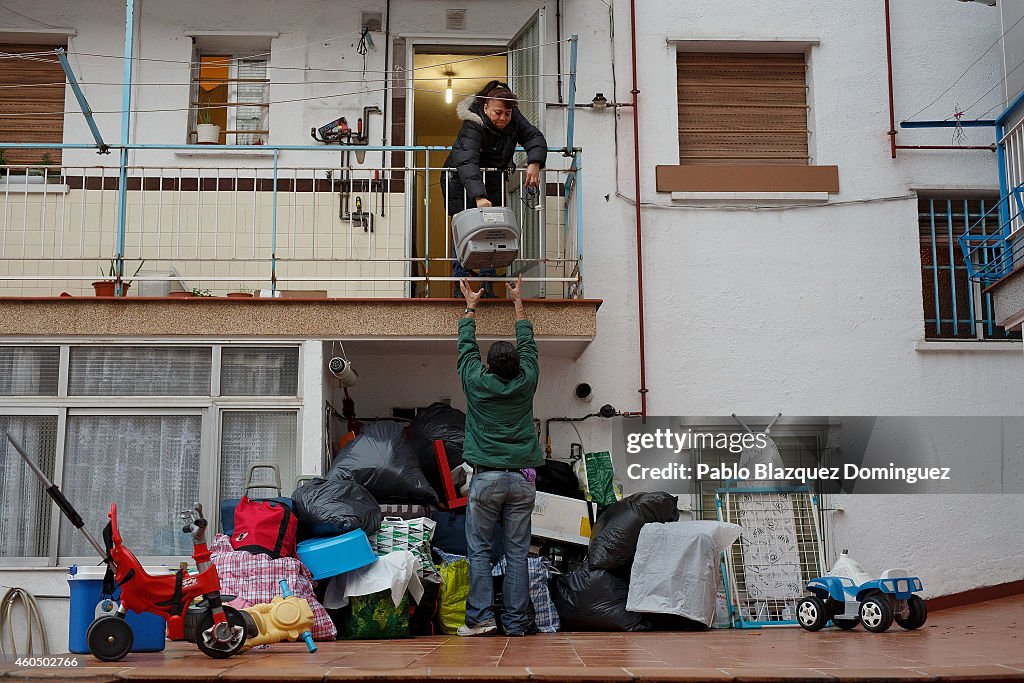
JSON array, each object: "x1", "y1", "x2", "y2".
[{"x1": 445, "y1": 77, "x2": 453, "y2": 104}]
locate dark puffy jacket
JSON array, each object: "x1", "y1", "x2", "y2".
[{"x1": 443, "y1": 97, "x2": 548, "y2": 204}]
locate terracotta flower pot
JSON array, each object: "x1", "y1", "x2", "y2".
[
  {"x1": 92, "y1": 280, "x2": 130, "y2": 297},
  {"x1": 168, "y1": 290, "x2": 195, "y2": 298},
  {"x1": 226, "y1": 292, "x2": 254, "y2": 298}
]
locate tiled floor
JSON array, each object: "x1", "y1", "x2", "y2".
[{"x1": 2, "y1": 595, "x2": 1021, "y2": 682}]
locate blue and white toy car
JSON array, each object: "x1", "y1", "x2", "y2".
[{"x1": 796, "y1": 550, "x2": 928, "y2": 633}]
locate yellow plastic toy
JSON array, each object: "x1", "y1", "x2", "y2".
[{"x1": 240, "y1": 580, "x2": 317, "y2": 652}]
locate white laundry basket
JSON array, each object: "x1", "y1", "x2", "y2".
[{"x1": 451, "y1": 207, "x2": 520, "y2": 271}]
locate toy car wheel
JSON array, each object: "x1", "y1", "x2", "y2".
[
  {"x1": 195, "y1": 605, "x2": 247, "y2": 659},
  {"x1": 895, "y1": 595, "x2": 928, "y2": 630},
  {"x1": 832, "y1": 618, "x2": 859, "y2": 630},
  {"x1": 86, "y1": 616, "x2": 134, "y2": 662},
  {"x1": 859, "y1": 595, "x2": 894, "y2": 633},
  {"x1": 796, "y1": 596, "x2": 829, "y2": 631}
]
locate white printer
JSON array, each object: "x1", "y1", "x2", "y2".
[{"x1": 451, "y1": 206, "x2": 520, "y2": 271}]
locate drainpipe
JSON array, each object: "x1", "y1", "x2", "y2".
[
  {"x1": 884, "y1": 0, "x2": 897, "y2": 158},
  {"x1": 628, "y1": 0, "x2": 649, "y2": 418}
]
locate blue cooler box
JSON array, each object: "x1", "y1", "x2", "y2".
[
  {"x1": 68, "y1": 565, "x2": 167, "y2": 654},
  {"x1": 296, "y1": 530, "x2": 376, "y2": 580}
]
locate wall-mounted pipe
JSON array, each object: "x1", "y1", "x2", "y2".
[
  {"x1": 629, "y1": 0, "x2": 649, "y2": 419},
  {"x1": 885, "y1": 1, "x2": 997, "y2": 157},
  {"x1": 896, "y1": 145, "x2": 996, "y2": 151},
  {"x1": 884, "y1": 0, "x2": 897, "y2": 158}
]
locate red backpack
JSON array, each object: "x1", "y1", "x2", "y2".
[{"x1": 230, "y1": 496, "x2": 298, "y2": 559}]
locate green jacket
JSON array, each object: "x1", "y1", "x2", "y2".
[{"x1": 457, "y1": 317, "x2": 543, "y2": 468}]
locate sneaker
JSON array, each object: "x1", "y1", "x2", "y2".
[{"x1": 456, "y1": 619, "x2": 498, "y2": 637}]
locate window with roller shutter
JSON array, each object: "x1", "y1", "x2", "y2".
[
  {"x1": 677, "y1": 52, "x2": 810, "y2": 165},
  {"x1": 0, "y1": 43, "x2": 65, "y2": 166}
]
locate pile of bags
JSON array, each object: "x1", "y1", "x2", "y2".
[
  {"x1": 552, "y1": 491, "x2": 742, "y2": 631},
  {"x1": 553, "y1": 492, "x2": 680, "y2": 631}
]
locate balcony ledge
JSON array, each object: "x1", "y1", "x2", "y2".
[{"x1": 0, "y1": 297, "x2": 601, "y2": 358}]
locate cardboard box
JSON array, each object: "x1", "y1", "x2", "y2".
[{"x1": 532, "y1": 491, "x2": 593, "y2": 546}]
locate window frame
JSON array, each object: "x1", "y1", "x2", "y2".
[
  {"x1": 917, "y1": 192, "x2": 1023, "y2": 341},
  {"x1": 658, "y1": 39, "x2": 840, "y2": 197},
  {"x1": 0, "y1": 341, "x2": 304, "y2": 566},
  {"x1": 189, "y1": 51, "x2": 270, "y2": 145}
]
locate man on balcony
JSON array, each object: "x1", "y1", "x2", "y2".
[
  {"x1": 456, "y1": 274, "x2": 542, "y2": 636},
  {"x1": 443, "y1": 81, "x2": 547, "y2": 296}
]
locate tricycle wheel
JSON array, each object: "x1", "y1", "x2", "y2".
[
  {"x1": 196, "y1": 605, "x2": 247, "y2": 659},
  {"x1": 796, "y1": 596, "x2": 828, "y2": 631},
  {"x1": 895, "y1": 595, "x2": 927, "y2": 630},
  {"x1": 859, "y1": 595, "x2": 893, "y2": 633},
  {"x1": 86, "y1": 616, "x2": 134, "y2": 662},
  {"x1": 832, "y1": 618, "x2": 859, "y2": 630}
]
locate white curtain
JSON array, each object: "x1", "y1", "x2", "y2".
[
  {"x1": 219, "y1": 411, "x2": 297, "y2": 502},
  {"x1": 69, "y1": 346, "x2": 211, "y2": 396},
  {"x1": 0, "y1": 347, "x2": 59, "y2": 396},
  {"x1": 220, "y1": 347, "x2": 299, "y2": 396},
  {"x1": 235, "y1": 58, "x2": 269, "y2": 145},
  {"x1": 59, "y1": 415, "x2": 202, "y2": 558},
  {"x1": 0, "y1": 415, "x2": 58, "y2": 557}
]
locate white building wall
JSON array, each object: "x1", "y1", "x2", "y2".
[{"x1": 0, "y1": 1, "x2": 1022, "y2": 651}]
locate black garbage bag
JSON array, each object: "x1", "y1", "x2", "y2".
[
  {"x1": 329, "y1": 421, "x2": 439, "y2": 506},
  {"x1": 408, "y1": 403, "x2": 466, "y2": 496},
  {"x1": 535, "y1": 459, "x2": 584, "y2": 499},
  {"x1": 292, "y1": 476, "x2": 383, "y2": 538},
  {"x1": 552, "y1": 565, "x2": 647, "y2": 632},
  {"x1": 588, "y1": 492, "x2": 679, "y2": 575}
]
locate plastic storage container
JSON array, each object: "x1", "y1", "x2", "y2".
[
  {"x1": 451, "y1": 207, "x2": 519, "y2": 270},
  {"x1": 296, "y1": 530, "x2": 377, "y2": 580},
  {"x1": 67, "y1": 565, "x2": 167, "y2": 654}
]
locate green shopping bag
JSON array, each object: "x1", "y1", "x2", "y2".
[
  {"x1": 341, "y1": 589, "x2": 410, "y2": 639},
  {"x1": 573, "y1": 451, "x2": 621, "y2": 508}
]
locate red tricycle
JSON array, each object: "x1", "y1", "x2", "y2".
[{"x1": 6, "y1": 432, "x2": 247, "y2": 662}]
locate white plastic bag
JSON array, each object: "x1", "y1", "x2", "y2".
[
  {"x1": 323, "y1": 550, "x2": 424, "y2": 609},
  {"x1": 625, "y1": 521, "x2": 742, "y2": 627}
]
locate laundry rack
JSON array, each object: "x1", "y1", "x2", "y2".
[{"x1": 716, "y1": 483, "x2": 825, "y2": 628}]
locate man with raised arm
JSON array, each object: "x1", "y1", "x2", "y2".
[{"x1": 455, "y1": 274, "x2": 542, "y2": 637}]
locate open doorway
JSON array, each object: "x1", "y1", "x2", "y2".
[{"x1": 410, "y1": 50, "x2": 507, "y2": 298}]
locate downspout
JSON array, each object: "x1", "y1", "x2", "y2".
[
  {"x1": 628, "y1": 0, "x2": 649, "y2": 418},
  {"x1": 556, "y1": 0, "x2": 564, "y2": 103},
  {"x1": 884, "y1": 0, "x2": 897, "y2": 158}
]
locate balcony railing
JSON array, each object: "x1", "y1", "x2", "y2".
[
  {"x1": 0, "y1": 145, "x2": 583, "y2": 299},
  {"x1": 960, "y1": 95, "x2": 1024, "y2": 284}
]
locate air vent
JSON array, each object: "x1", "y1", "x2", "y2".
[
  {"x1": 446, "y1": 8, "x2": 467, "y2": 31},
  {"x1": 361, "y1": 11, "x2": 383, "y2": 32}
]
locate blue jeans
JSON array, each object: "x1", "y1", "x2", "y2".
[{"x1": 465, "y1": 470, "x2": 536, "y2": 633}]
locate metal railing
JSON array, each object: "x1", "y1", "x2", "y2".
[
  {"x1": 0, "y1": 145, "x2": 583, "y2": 299},
  {"x1": 959, "y1": 93, "x2": 1024, "y2": 285},
  {"x1": 958, "y1": 187, "x2": 1024, "y2": 285}
]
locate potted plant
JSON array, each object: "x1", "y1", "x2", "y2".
[
  {"x1": 195, "y1": 107, "x2": 221, "y2": 145},
  {"x1": 191, "y1": 287, "x2": 213, "y2": 297},
  {"x1": 93, "y1": 259, "x2": 145, "y2": 297},
  {"x1": 226, "y1": 285, "x2": 254, "y2": 298}
]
